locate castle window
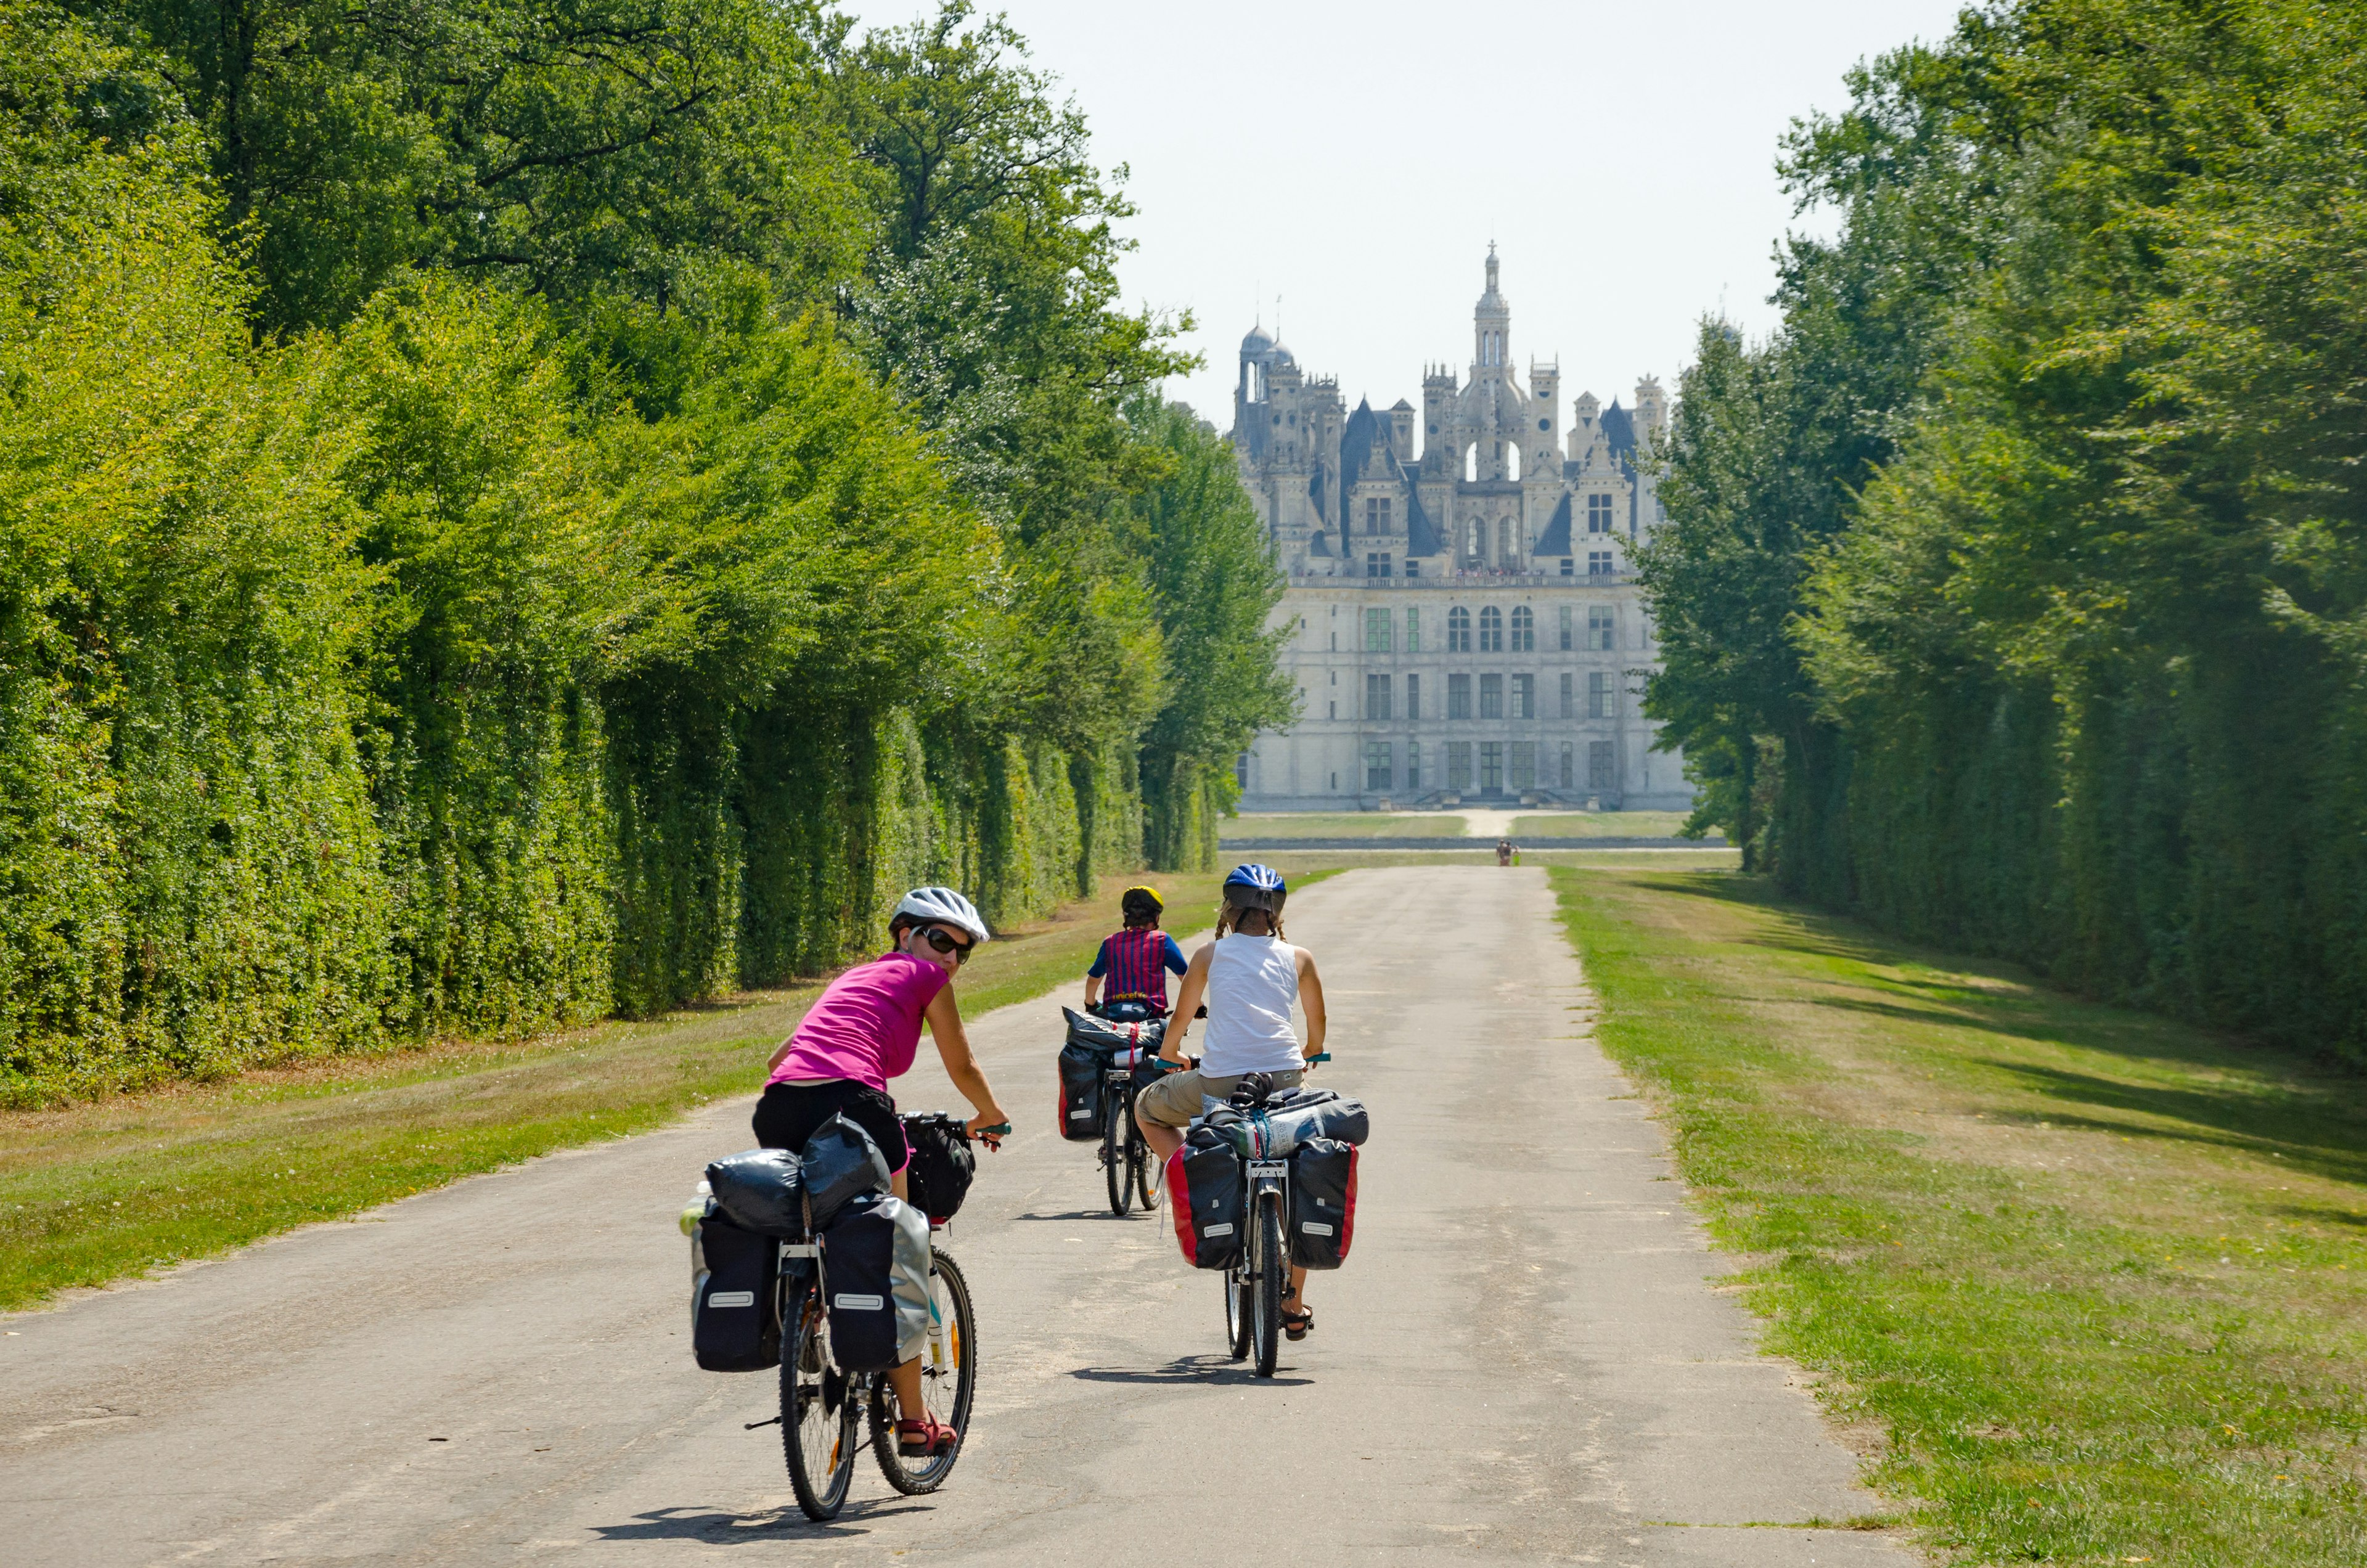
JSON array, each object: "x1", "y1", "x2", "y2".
[
  {"x1": 1479, "y1": 605, "x2": 1504, "y2": 652},
  {"x1": 1479, "y1": 742, "x2": 1505, "y2": 792},
  {"x1": 1237, "y1": 752, "x2": 1251, "y2": 788},
  {"x1": 1405, "y1": 608, "x2": 1420, "y2": 651},
  {"x1": 1479, "y1": 673, "x2": 1505, "y2": 719},
  {"x1": 1448, "y1": 606, "x2": 1472, "y2": 653},
  {"x1": 1558, "y1": 605, "x2": 1573, "y2": 650},
  {"x1": 1365, "y1": 741, "x2": 1392, "y2": 791},
  {"x1": 1588, "y1": 550, "x2": 1614, "y2": 577},
  {"x1": 1560, "y1": 672, "x2": 1575, "y2": 718},
  {"x1": 1560, "y1": 558, "x2": 1574, "y2": 577},
  {"x1": 1538, "y1": 418, "x2": 1550, "y2": 432},
  {"x1": 1406, "y1": 741, "x2": 1421, "y2": 790},
  {"x1": 1367, "y1": 674, "x2": 1392, "y2": 722},
  {"x1": 1560, "y1": 742, "x2": 1575, "y2": 789},
  {"x1": 1365, "y1": 552, "x2": 1392, "y2": 579},
  {"x1": 1510, "y1": 742, "x2": 1536, "y2": 791},
  {"x1": 1511, "y1": 674, "x2": 1535, "y2": 719},
  {"x1": 1405, "y1": 558, "x2": 1420, "y2": 578},
  {"x1": 1588, "y1": 741, "x2": 1616, "y2": 791},
  {"x1": 1448, "y1": 674, "x2": 1473, "y2": 719},
  {"x1": 1510, "y1": 605, "x2": 1535, "y2": 651},
  {"x1": 1587, "y1": 605, "x2": 1616, "y2": 650},
  {"x1": 1447, "y1": 741, "x2": 1473, "y2": 791},
  {"x1": 1365, "y1": 608, "x2": 1392, "y2": 651},
  {"x1": 1588, "y1": 494, "x2": 1614, "y2": 534},
  {"x1": 1589, "y1": 671, "x2": 1614, "y2": 719},
  {"x1": 1405, "y1": 674, "x2": 1420, "y2": 719}
]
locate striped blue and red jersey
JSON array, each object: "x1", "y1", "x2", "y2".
[{"x1": 1087, "y1": 928, "x2": 1188, "y2": 1010}]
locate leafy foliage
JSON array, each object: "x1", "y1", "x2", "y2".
[
  {"x1": 1646, "y1": 0, "x2": 2367, "y2": 1059},
  {"x1": 0, "y1": 1, "x2": 1290, "y2": 1105}
]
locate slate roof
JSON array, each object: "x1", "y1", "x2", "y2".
[
  {"x1": 1532, "y1": 492, "x2": 1574, "y2": 557},
  {"x1": 1405, "y1": 486, "x2": 1443, "y2": 557}
]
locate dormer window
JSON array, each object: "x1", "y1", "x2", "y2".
[{"x1": 1587, "y1": 494, "x2": 1614, "y2": 534}]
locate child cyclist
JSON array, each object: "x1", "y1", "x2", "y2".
[
  {"x1": 1081, "y1": 884, "x2": 1188, "y2": 1022},
  {"x1": 756, "y1": 886, "x2": 1013, "y2": 1458},
  {"x1": 1134, "y1": 864, "x2": 1329, "y2": 1340}
]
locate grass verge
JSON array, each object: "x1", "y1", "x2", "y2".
[
  {"x1": 1509, "y1": 809, "x2": 1695, "y2": 838},
  {"x1": 1549, "y1": 867, "x2": 2367, "y2": 1567},
  {"x1": 1220, "y1": 811, "x2": 1468, "y2": 839},
  {"x1": 0, "y1": 868, "x2": 1336, "y2": 1313}
]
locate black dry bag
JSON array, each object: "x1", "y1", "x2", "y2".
[
  {"x1": 1165, "y1": 1137, "x2": 1244, "y2": 1270},
  {"x1": 1288, "y1": 1138, "x2": 1359, "y2": 1270},
  {"x1": 692, "y1": 1211, "x2": 780, "y2": 1371},
  {"x1": 705, "y1": 1146, "x2": 806, "y2": 1238},
  {"x1": 801, "y1": 1113, "x2": 891, "y2": 1230},
  {"x1": 1057, "y1": 1040, "x2": 1105, "y2": 1142},
  {"x1": 903, "y1": 1119, "x2": 975, "y2": 1223},
  {"x1": 819, "y1": 1193, "x2": 902, "y2": 1373}
]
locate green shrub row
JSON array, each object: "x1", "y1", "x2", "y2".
[
  {"x1": 1641, "y1": 0, "x2": 2367, "y2": 1063},
  {"x1": 0, "y1": 4, "x2": 1292, "y2": 1105}
]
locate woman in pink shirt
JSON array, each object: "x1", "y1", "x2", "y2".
[{"x1": 756, "y1": 886, "x2": 1011, "y2": 1458}]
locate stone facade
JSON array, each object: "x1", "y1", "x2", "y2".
[{"x1": 1231, "y1": 250, "x2": 1690, "y2": 811}]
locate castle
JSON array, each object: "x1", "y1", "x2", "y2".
[{"x1": 1230, "y1": 250, "x2": 1690, "y2": 810}]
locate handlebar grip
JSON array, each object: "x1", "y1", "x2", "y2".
[
  {"x1": 1306, "y1": 1053, "x2": 1331, "y2": 1065},
  {"x1": 975, "y1": 1122, "x2": 1011, "y2": 1137}
]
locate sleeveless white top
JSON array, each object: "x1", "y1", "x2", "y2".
[{"x1": 1199, "y1": 934, "x2": 1302, "y2": 1075}]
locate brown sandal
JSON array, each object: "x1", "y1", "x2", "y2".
[{"x1": 1281, "y1": 1305, "x2": 1314, "y2": 1341}]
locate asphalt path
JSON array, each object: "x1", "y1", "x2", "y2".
[{"x1": 1, "y1": 867, "x2": 1918, "y2": 1566}]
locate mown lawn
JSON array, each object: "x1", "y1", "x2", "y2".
[
  {"x1": 1219, "y1": 812, "x2": 1468, "y2": 839},
  {"x1": 1550, "y1": 867, "x2": 2367, "y2": 1568},
  {"x1": 1, "y1": 868, "x2": 1294, "y2": 1312},
  {"x1": 1510, "y1": 809, "x2": 1695, "y2": 838}
]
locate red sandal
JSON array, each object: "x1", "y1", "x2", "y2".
[{"x1": 896, "y1": 1416, "x2": 958, "y2": 1456}]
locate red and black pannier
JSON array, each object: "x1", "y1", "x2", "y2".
[
  {"x1": 1287, "y1": 1137, "x2": 1359, "y2": 1270},
  {"x1": 1165, "y1": 1135, "x2": 1245, "y2": 1270}
]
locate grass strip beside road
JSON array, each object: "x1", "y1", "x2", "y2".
[
  {"x1": 1220, "y1": 812, "x2": 1468, "y2": 839},
  {"x1": 0, "y1": 868, "x2": 1322, "y2": 1313},
  {"x1": 1509, "y1": 810, "x2": 1694, "y2": 839},
  {"x1": 1550, "y1": 867, "x2": 2367, "y2": 1567}
]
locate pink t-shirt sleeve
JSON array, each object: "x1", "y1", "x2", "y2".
[{"x1": 767, "y1": 952, "x2": 950, "y2": 1092}]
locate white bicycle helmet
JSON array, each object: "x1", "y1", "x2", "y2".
[{"x1": 892, "y1": 886, "x2": 991, "y2": 945}]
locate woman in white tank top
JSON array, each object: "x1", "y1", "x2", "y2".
[{"x1": 1135, "y1": 864, "x2": 1331, "y2": 1339}]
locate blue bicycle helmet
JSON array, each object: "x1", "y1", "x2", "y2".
[{"x1": 1222, "y1": 862, "x2": 1288, "y2": 912}]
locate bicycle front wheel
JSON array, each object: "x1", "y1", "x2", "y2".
[
  {"x1": 1224, "y1": 1265, "x2": 1250, "y2": 1361},
  {"x1": 781, "y1": 1282, "x2": 856, "y2": 1521},
  {"x1": 870, "y1": 1246, "x2": 977, "y2": 1495},
  {"x1": 1252, "y1": 1193, "x2": 1283, "y2": 1378}
]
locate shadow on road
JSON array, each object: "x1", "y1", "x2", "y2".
[
  {"x1": 1071, "y1": 1356, "x2": 1312, "y2": 1387},
  {"x1": 591, "y1": 1499, "x2": 928, "y2": 1543}
]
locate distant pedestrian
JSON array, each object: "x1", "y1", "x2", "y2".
[{"x1": 1495, "y1": 837, "x2": 1512, "y2": 867}]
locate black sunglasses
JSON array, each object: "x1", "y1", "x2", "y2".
[{"x1": 918, "y1": 925, "x2": 975, "y2": 963}]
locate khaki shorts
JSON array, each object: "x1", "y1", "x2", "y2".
[{"x1": 1134, "y1": 1067, "x2": 1305, "y2": 1130}]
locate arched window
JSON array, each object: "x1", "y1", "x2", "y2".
[
  {"x1": 1447, "y1": 605, "x2": 1472, "y2": 652},
  {"x1": 1510, "y1": 605, "x2": 1534, "y2": 651},
  {"x1": 1509, "y1": 444, "x2": 1523, "y2": 481},
  {"x1": 1464, "y1": 445, "x2": 1477, "y2": 482},
  {"x1": 1479, "y1": 605, "x2": 1504, "y2": 653}
]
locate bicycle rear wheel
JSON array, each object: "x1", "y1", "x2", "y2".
[
  {"x1": 870, "y1": 1247, "x2": 977, "y2": 1495},
  {"x1": 781, "y1": 1282, "x2": 857, "y2": 1521},
  {"x1": 1252, "y1": 1193, "x2": 1283, "y2": 1378},
  {"x1": 1102, "y1": 1084, "x2": 1130, "y2": 1216}
]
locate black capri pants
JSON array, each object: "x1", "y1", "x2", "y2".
[{"x1": 753, "y1": 1078, "x2": 910, "y2": 1174}]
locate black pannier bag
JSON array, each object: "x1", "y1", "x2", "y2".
[
  {"x1": 705, "y1": 1146, "x2": 806, "y2": 1237},
  {"x1": 801, "y1": 1113, "x2": 892, "y2": 1229},
  {"x1": 692, "y1": 1209, "x2": 780, "y2": 1371},
  {"x1": 1057, "y1": 1040, "x2": 1105, "y2": 1141},
  {"x1": 1287, "y1": 1138, "x2": 1359, "y2": 1270},
  {"x1": 903, "y1": 1119, "x2": 975, "y2": 1223},
  {"x1": 818, "y1": 1193, "x2": 920, "y2": 1373},
  {"x1": 1164, "y1": 1135, "x2": 1245, "y2": 1270}
]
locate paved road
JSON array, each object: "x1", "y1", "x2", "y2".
[{"x1": 1, "y1": 868, "x2": 1916, "y2": 1566}]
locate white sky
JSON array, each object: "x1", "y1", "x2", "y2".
[{"x1": 834, "y1": 1, "x2": 1972, "y2": 427}]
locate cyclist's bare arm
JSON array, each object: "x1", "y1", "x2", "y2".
[
  {"x1": 1160, "y1": 944, "x2": 1216, "y2": 1063},
  {"x1": 1082, "y1": 971, "x2": 1102, "y2": 1007},
  {"x1": 764, "y1": 1035, "x2": 795, "y2": 1075},
  {"x1": 924, "y1": 986, "x2": 1010, "y2": 1144},
  {"x1": 1295, "y1": 947, "x2": 1328, "y2": 1061}
]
